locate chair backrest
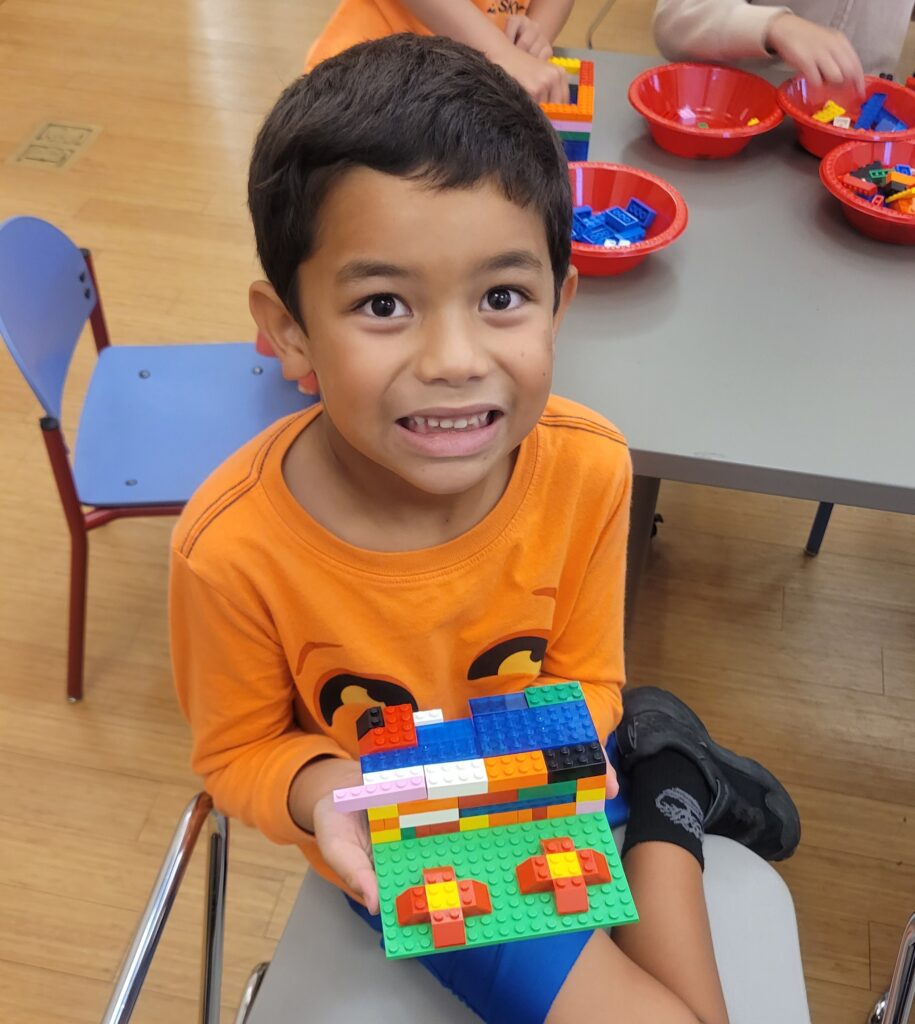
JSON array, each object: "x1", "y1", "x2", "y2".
[{"x1": 0, "y1": 216, "x2": 97, "y2": 420}]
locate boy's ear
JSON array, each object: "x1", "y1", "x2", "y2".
[
  {"x1": 552, "y1": 265, "x2": 579, "y2": 335},
  {"x1": 249, "y1": 280, "x2": 319, "y2": 394}
]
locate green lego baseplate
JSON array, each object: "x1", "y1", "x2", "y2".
[{"x1": 373, "y1": 811, "x2": 638, "y2": 958}]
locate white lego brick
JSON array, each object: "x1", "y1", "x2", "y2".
[
  {"x1": 424, "y1": 758, "x2": 489, "y2": 799},
  {"x1": 399, "y1": 806, "x2": 461, "y2": 828},
  {"x1": 412, "y1": 708, "x2": 444, "y2": 726},
  {"x1": 362, "y1": 764, "x2": 425, "y2": 788}
]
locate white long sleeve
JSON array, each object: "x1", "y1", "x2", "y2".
[{"x1": 652, "y1": 0, "x2": 913, "y2": 75}]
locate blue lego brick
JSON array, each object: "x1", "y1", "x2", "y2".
[
  {"x1": 458, "y1": 791, "x2": 576, "y2": 818},
  {"x1": 894, "y1": 164, "x2": 913, "y2": 175},
  {"x1": 528, "y1": 701, "x2": 599, "y2": 748},
  {"x1": 603, "y1": 206, "x2": 645, "y2": 242},
  {"x1": 361, "y1": 716, "x2": 480, "y2": 772},
  {"x1": 875, "y1": 113, "x2": 907, "y2": 132},
  {"x1": 473, "y1": 707, "x2": 545, "y2": 756},
  {"x1": 562, "y1": 139, "x2": 590, "y2": 162},
  {"x1": 568, "y1": 83, "x2": 578, "y2": 103},
  {"x1": 854, "y1": 92, "x2": 887, "y2": 130},
  {"x1": 625, "y1": 197, "x2": 657, "y2": 230},
  {"x1": 572, "y1": 205, "x2": 592, "y2": 218},
  {"x1": 469, "y1": 693, "x2": 528, "y2": 717}
]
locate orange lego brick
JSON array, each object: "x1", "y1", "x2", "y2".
[
  {"x1": 369, "y1": 816, "x2": 399, "y2": 833},
  {"x1": 553, "y1": 876, "x2": 590, "y2": 914},
  {"x1": 358, "y1": 703, "x2": 418, "y2": 756},
  {"x1": 427, "y1": 820, "x2": 460, "y2": 836},
  {"x1": 457, "y1": 878, "x2": 493, "y2": 916},
  {"x1": 576, "y1": 848, "x2": 612, "y2": 885},
  {"x1": 489, "y1": 810, "x2": 519, "y2": 827},
  {"x1": 483, "y1": 750, "x2": 548, "y2": 792},
  {"x1": 430, "y1": 908, "x2": 467, "y2": 948},
  {"x1": 402, "y1": 796, "x2": 459, "y2": 815},
  {"x1": 516, "y1": 854, "x2": 554, "y2": 894},
  {"x1": 542, "y1": 105, "x2": 592, "y2": 120},
  {"x1": 516, "y1": 808, "x2": 534, "y2": 823},
  {"x1": 542, "y1": 837, "x2": 575, "y2": 854},
  {"x1": 578, "y1": 61, "x2": 594, "y2": 87},
  {"x1": 547, "y1": 804, "x2": 575, "y2": 819},
  {"x1": 395, "y1": 885, "x2": 429, "y2": 926},
  {"x1": 423, "y1": 866, "x2": 456, "y2": 884}
]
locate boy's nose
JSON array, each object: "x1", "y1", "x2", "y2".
[{"x1": 415, "y1": 315, "x2": 490, "y2": 385}]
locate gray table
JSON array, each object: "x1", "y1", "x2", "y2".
[{"x1": 554, "y1": 52, "x2": 914, "y2": 607}]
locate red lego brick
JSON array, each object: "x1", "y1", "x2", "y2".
[
  {"x1": 577, "y1": 848, "x2": 612, "y2": 885},
  {"x1": 532, "y1": 806, "x2": 548, "y2": 820},
  {"x1": 458, "y1": 879, "x2": 492, "y2": 916},
  {"x1": 358, "y1": 703, "x2": 418, "y2": 755},
  {"x1": 395, "y1": 885, "x2": 429, "y2": 926},
  {"x1": 541, "y1": 836, "x2": 575, "y2": 855},
  {"x1": 458, "y1": 790, "x2": 518, "y2": 809},
  {"x1": 429, "y1": 908, "x2": 467, "y2": 948},
  {"x1": 552, "y1": 876, "x2": 590, "y2": 914},
  {"x1": 422, "y1": 866, "x2": 456, "y2": 885},
  {"x1": 516, "y1": 854, "x2": 554, "y2": 894}
]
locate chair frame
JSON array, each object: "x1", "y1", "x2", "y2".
[{"x1": 38, "y1": 248, "x2": 182, "y2": 703}]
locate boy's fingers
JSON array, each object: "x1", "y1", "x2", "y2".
[
  {"x1": 605, "y1": 765, "x2": 620, "y2": 800},
  {"x1": 505, "y1": 14, "x2": 522, "y2": 44}
]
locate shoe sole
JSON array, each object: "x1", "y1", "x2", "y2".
[{"x1": 623, "y1": 687, "x2": 801, "y2": 861}]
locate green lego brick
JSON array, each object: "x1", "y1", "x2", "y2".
[
  {"x1": 524, "y1": 682, "x2": 584, "y2": 708},
  {"x1": 373, "y1": 812, "x2": 637, "y2": 959},
  {"x1": 400, "y1": 826, "x2": 417, "y2": 839},
  {"x1": 517, "y1": 780, "x2": 580, "y2": 800},
  {"x1": 557, "y1": 130, "x2": 591, "y2": 142}
]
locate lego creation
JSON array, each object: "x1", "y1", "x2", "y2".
[
  {"x1": 571, "y1": 196, "x2": 658, "y2": 249},
  {"x1": 540, "y1": 58, "x2": 594, "y2": 162},
  {"x1": 334, "y1": 683, "x2": 638, "y2": 958},
  {"x1": 841, "y1": 160, "x2": 915, "y2": 216}
]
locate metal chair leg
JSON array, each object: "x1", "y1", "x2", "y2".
[
  {"x1": 234, "y1": 962, "x2": 270, "y2": 1024},
  {"x1": 804, "y1": 501, "x2": 834, "y2": 556},
  {"x1": 101, "y1": 793, "x2": 228, "y2": 1024},
  {"x1": 867, "y1": 912, "x2": 915, "y2": 1024},
  {"x1": 586, "y1": 0, "x2": 620, "y2": 48}
]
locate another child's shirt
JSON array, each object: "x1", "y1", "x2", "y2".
[
  {"x1": 653, "y1": 0, "x2": 912, "y2": 76},
  {"x1": 306, "y1": 0, "x2": 530, "y2": 70},
  {"x1": 170, "y1": 395, "x2": 631, "y2": 889}
]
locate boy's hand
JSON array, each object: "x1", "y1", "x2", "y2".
[
  {"x1": 498, "y1": 46, "x2": 569, "y2": 104},
  {"x1": 766, "y1": 13, "x2": 865, "y2": 94},
  {"x1": 309, "y1": 761, "x2": 380, "y2": 915},
  {"x1": 604, "y1": 750, "x2": 620, "y2": 799},
  {"x1": 505, "y1": 14, "x2": 552, "y2": 61}
]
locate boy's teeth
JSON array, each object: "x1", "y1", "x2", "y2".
[{"x1": 406, "y1": 412, "x2": 490, "y2": 432}]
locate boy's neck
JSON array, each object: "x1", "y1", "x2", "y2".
[{"x1": 282, "y1": 411, "x2": 517, "y2": 552}]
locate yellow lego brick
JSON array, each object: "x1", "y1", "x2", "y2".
[
  {"x1": 747, "y1": 117, "x2": 760, "y2": 126},
  {"x1": 546, "y1": 851, "x2": 582, "y2": 879},
  {"x1": 369, "y1": 827, "x2": 401, "y2": 844},
  {"x1": 425, "y1": 881, "x2": 461, "y2": 911},
  {"x1": 550, "y1": 56, "x2": 581, "y2": 71},
  {"x1": 812, "y1": 100, "x2": 845, "y2": 123},
  {"x1": 576, "y1": 786, "x2": 605, "y2": 803},
  {"x1": 367, "y1": 804, "x2": 398, "y2": 822},
  {"x1": 459, "y1": 814, "x2": 490, "y2": 831},
  {"x1": 887, "y1": 186, "x2": 915, "y2": 204}
]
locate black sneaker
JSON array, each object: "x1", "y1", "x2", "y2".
[{"x1": 616, "y1": 686, "x2": 800, "y2": 861}]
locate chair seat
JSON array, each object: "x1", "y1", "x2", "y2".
[
  {"x1": 73, "y1": 342, "x2": 310, "y2": 506},
  {"x1": 247, "y1": 834, "x2": 810, "y2": 1024}
]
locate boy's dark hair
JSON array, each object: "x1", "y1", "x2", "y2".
[{"x1": 248, "y1": 33, "x2": 571, "y2": 320}]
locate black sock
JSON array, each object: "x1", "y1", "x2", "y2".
[{"x1": 621, "y1": 749, "x2": 713, "y2": 870}]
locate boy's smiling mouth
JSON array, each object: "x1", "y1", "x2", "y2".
[{"x1": 396, "y1": 406, "x2": 505, "y2": 456}]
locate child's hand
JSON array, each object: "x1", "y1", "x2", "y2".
[
  {"x1": 499, "y1": 47, "x2": 569, "y2": 104},
  {"x1": 604, "y1": 750, "x2": 620, "y2": 799},
  {"x1": 766, "y1": 13, "x2": 865, "y2": 94},
  {"x1": 505, "y1": 14, "x2": 553, "y2": 61},
  {"x1": 311, "y1": 763, "x2": 379, "y2": 914}
]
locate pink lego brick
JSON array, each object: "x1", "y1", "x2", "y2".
[
  {"x1": 575, "y1": 800, "x2": 606, "y2": 814},
  {"x1": 333, "y1": 773, "x2": 427, "y2": 812},
  {"x1": 549, "y1": 119, "x2": 593, "y2": 133}
]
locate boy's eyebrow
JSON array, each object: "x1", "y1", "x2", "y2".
[
  {"x1": 480, "y1": 249, "x2": 544, "y2": 274},
  {"x1": 337, "y1": 259, "x2": 411, "y2": 283}
]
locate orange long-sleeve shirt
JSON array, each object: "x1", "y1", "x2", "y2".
[
  {"x1": 305, "y1": 0, "x2": 530, "y2": 70},
  {"x1": 170, "y1": 395, "x2": 631, "y2": 886}
]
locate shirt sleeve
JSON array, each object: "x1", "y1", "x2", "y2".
[
  {"x1": 653, "y1": 0, "x2": 791, "y2": 62},
  {"x1": 539, "y1": 452, "x2": 633, "y2": 742},
  {"x1": 169, "y1": 551, "x2": 351, "y2": 845}
]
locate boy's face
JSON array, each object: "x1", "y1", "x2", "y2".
[{"x1": 256, "y1": 166, "x2": 576, "y2": 499}]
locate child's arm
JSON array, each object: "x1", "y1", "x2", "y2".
[
  {"x1": 654, "y1": 0, "x2": 865, "y2": 89},
  {"x1": 400, "y1": 0, "x2": 569, "y2": 102},
  {"x1": 525, "y1": 0, "x2": 575, "y2": 43}
]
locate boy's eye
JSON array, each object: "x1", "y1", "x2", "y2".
[
  {"x1": 481, "y1": 287, "x2": 525, "y2": 312},
  {"x1": 358, "y1": 294, "x2": 410, "y2": 319}
]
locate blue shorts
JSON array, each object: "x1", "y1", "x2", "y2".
[{"x1": 348, "y1": 737, "x2": 630, "y2": 1024}]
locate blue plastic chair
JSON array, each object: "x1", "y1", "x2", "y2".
[{"x1": 0, "y1": 215, "x2": 313, "y2": 701}]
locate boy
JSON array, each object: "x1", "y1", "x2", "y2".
[
  {"x1": 305, "y1": 0, "x2": 573, "y2": 103},
  {"x1": 171, "y1": 34, "x2": 799, "y2": 1024},
  {"x1": 653, "y1": 0, "x2": 913, "y2": 88}
]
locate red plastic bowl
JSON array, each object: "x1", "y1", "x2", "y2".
[
  {"x1": 820, "y1": 139, "x2": 915, "y2": 245},
  {"x1": 628, "y1": 62, "x2": 783, "y2": 159},
  {"x1": 778, "y1": 75, "x2": 915, "y2": 157},
  {"x1": 569, "y1": 162, "x2": 688, "y2": 276}
]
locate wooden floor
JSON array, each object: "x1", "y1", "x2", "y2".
[{"x1": 1, "y1": 1, "x2": 913, "y2": 1021}]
